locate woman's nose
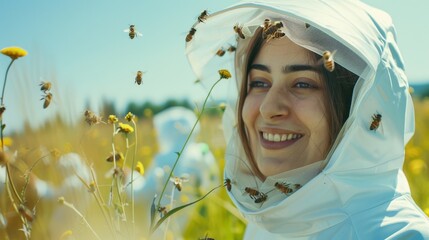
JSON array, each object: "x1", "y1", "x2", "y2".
[{"x1": 259, "y1": 88, "x2": 290, "y2": 121}]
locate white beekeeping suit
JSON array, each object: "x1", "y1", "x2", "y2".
[
  {"x1": 185, "y1": 0, "x2": 429, "y2": 239},
  {"x1": 125, "y1": 106, "x2": 220, "y2": 238}
]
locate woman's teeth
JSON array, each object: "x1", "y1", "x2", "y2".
[{"x1": 262, "y1": 132, "x2": 302, "y2": 142}]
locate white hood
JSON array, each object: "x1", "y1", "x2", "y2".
[{"x1": 186, "y1": 0, "x2": 428, "y2": 238}]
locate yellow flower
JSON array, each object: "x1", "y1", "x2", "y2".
[
  {"x1": 118, "y1": 122, "x2": 134, "y2": 134},
  {"x1": 125, "y1": 112, "x2": 135, "y2": 122},
  {"x1": 218, "y1": 69, "x2": 232, "y2": 79},
  {"x1": 1, "y1": 46, "x2": 28, "y2": 60},
  {"x1": 0, "y1": 137, "x2": 13, "y2": 147},
  {"x1": 108, "y1": 115, "x2": 118, "y2": 124},
  {"x1": 135, "y1": 161, "x2": 144, "y2": 175}
]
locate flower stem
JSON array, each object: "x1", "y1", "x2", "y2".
[{"x1": 1, "y1": 59, "x2": 15, "y2": 150}]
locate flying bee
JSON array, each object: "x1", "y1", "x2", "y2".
[
  {"x1": 198, "y1": 10, "x2": 209, "y2": 23},
  {"x1": 224, "y1": 178, "x2": 232, "y2": 192},
  {"x1": 0, "y1": 106, "x2": 5, "y2": 118},
  {"x1": 186, "y1": 27, "x2": 196, "y2": 42},
  {"x1": 41, "y1": 92, "x2": 53, "y2": 109},
  {"x1": 322, "y1": 50, "x2": 336, "y2": 72},
  {"x1": 370, "y1": 113, "x2": 382, "y2": 131},
  {"x1": 227, "y1": 45, "x2": 236, "y2": 53},
  {"x1": 157, "y1": 206, "x2": 168, "y2": 217},
  {"x1": 106, "y1": 152, "x2": 124, "y2": 163},
  {"x1": 39, "y1": 81, "x2": 52, "y2": 93},
  {"x1": 216, "y1": 48, "x2": 226, "y2": 57},
  {"x1": 244, "y1": 187, "x2": 262, "y2": 200},
  {"x1": 254, "y1": 193, "x2": 268, "y2": 204},
  {"x1": 274, "y1": 182, "x2": 293, "y2": 194},
  {"x1": 233, "y1": 23, "x2": 246, "y2": 39},
  {"x1": 135, "y1": 70, "x2": 143, "y2": 85},
  {"x1": 18, "y1": 204, "x2": 35, "y2": 222},
  {"x1": 124, "y1": 24, "x2": 142, "y2": 39},
  {"x1": 262, "y1": 21, "x2": 284, "y2": 39},
  {"x1": 170, "y1": 175, "x2": 189, "y2": 192}
]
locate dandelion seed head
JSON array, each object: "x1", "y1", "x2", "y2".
[{"x1": 1, "y1": 46, "x2": 27, "y2": 60}]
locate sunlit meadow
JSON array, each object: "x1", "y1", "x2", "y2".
[{"x1": 0, "y1": 45, "x2": 428, "y2": 240}]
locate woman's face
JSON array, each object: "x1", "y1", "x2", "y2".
[{"x1": 243, "y1": 37, "x2": 330, "y2": 177}]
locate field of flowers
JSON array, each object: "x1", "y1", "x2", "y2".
[{"x1": 0, "y1": 46, "x2": 428, "y2": 240}]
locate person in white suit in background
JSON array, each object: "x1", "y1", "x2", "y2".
[
  {"x1": 124, "y1": 106, "x2": 220, "y2": 239},
  {"x1": 185, "y1": 0, "x2": 429, "y2": 239}
]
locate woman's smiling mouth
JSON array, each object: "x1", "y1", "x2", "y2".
[{"x1": 260, "y1": 131, "x2": 303, "y2": 149}]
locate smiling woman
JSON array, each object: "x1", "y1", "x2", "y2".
[{"x1": 185, "y1": 0, "x2": 429, "y2": 239}]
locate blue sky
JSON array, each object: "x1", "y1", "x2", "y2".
[{"x1": 1, "y1": 0, "x2": 428, "y2": 134}]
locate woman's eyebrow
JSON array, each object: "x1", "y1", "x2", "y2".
[
  {"x1": 283, "y1": 64, "x2": 320, "y2": 73},
  {"x1": 249, "y1": 64, "x2": 320, "y2": 74},
  {"x1": 249, "y1": 64, "x2": 271, "y2": 73}
]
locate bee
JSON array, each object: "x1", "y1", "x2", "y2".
[
  {"x1": 18, "y1": 204, "x2": 35, "y2": 222},
  {"x1": 370, "y1": 113, "x2": 382, "y2": 131},
  {"x1": 186, "y1": 27, "x2": 196, "y2": 42},
  {"x1": 233, "y1": 23, "x2": 246, "y2": 39},
  {"x1": 270, "y1": 29, "x2": 286, "y2": 40},
  {"x1": 157, "y1": 206, "x2": 168, "y2": 217},
  {"x1": 0, "y1": 106, "x2": 5, "y2": 118},
  {"x1": 135, "y1": 70, "x2": 143, "y2": 85},
  {"x1": 198, "y1": 10, "x2": 209, "y2": 23},
  {"x1": 262, "y1": 20, "x2": 284, "y2": 39},
  {"x1": 124, "y1": 24, "x2": 142, "y2": 39},
  {"x1": 170, "y1": 175, "x2": 189, "y2": 192},
  {"x1": 227, "y1": 45, "x2": 236, "y2": 53},
  {"x1": 106, "y1": 152, "x2": 124, "y2": 163},
  {"x1": 254, "y1": 193, "x2": 268, "y2": 204},
  {"x1": 224, "y1": 178, "x2": 232, "y2": 192},
  {"x1": 244, "y1": 187, "x2": 262, "y2": 200},
  {"x1": 39, "y1": 81, "x2": 52, "y2": 93},
  {"x1": 322, "y1": 50, "x2": 336, "y2": 72},
  {"x1": 41, "y1": 92, "x2": 53, "y2": 109},
  {"x1": 216, "y1": 48, "x2": 226, "y2": 57},
  {"x1": 274, "y1": 182, "x2": 293, "y2": 194},
  {"x1": 263, "y1": 18, "x2": 272, "y2": 31}
]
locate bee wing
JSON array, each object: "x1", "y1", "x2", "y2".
[
  {"x1": 241, "y1": 26, "x2": 252, "y2": 38},
  {"x1": 123, "y1": 29, "x2": 130, "y2": 33},
  {"x1": 136, "y1": 31, "x2": 143, "y2": 37}
]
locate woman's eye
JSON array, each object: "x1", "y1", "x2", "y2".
[
  {"x1": 249, "y1": 80, "x2": 269, "y2": 88},
  {"x1": 295, "y1": 82, "x2": 312, "y2": 88}
]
